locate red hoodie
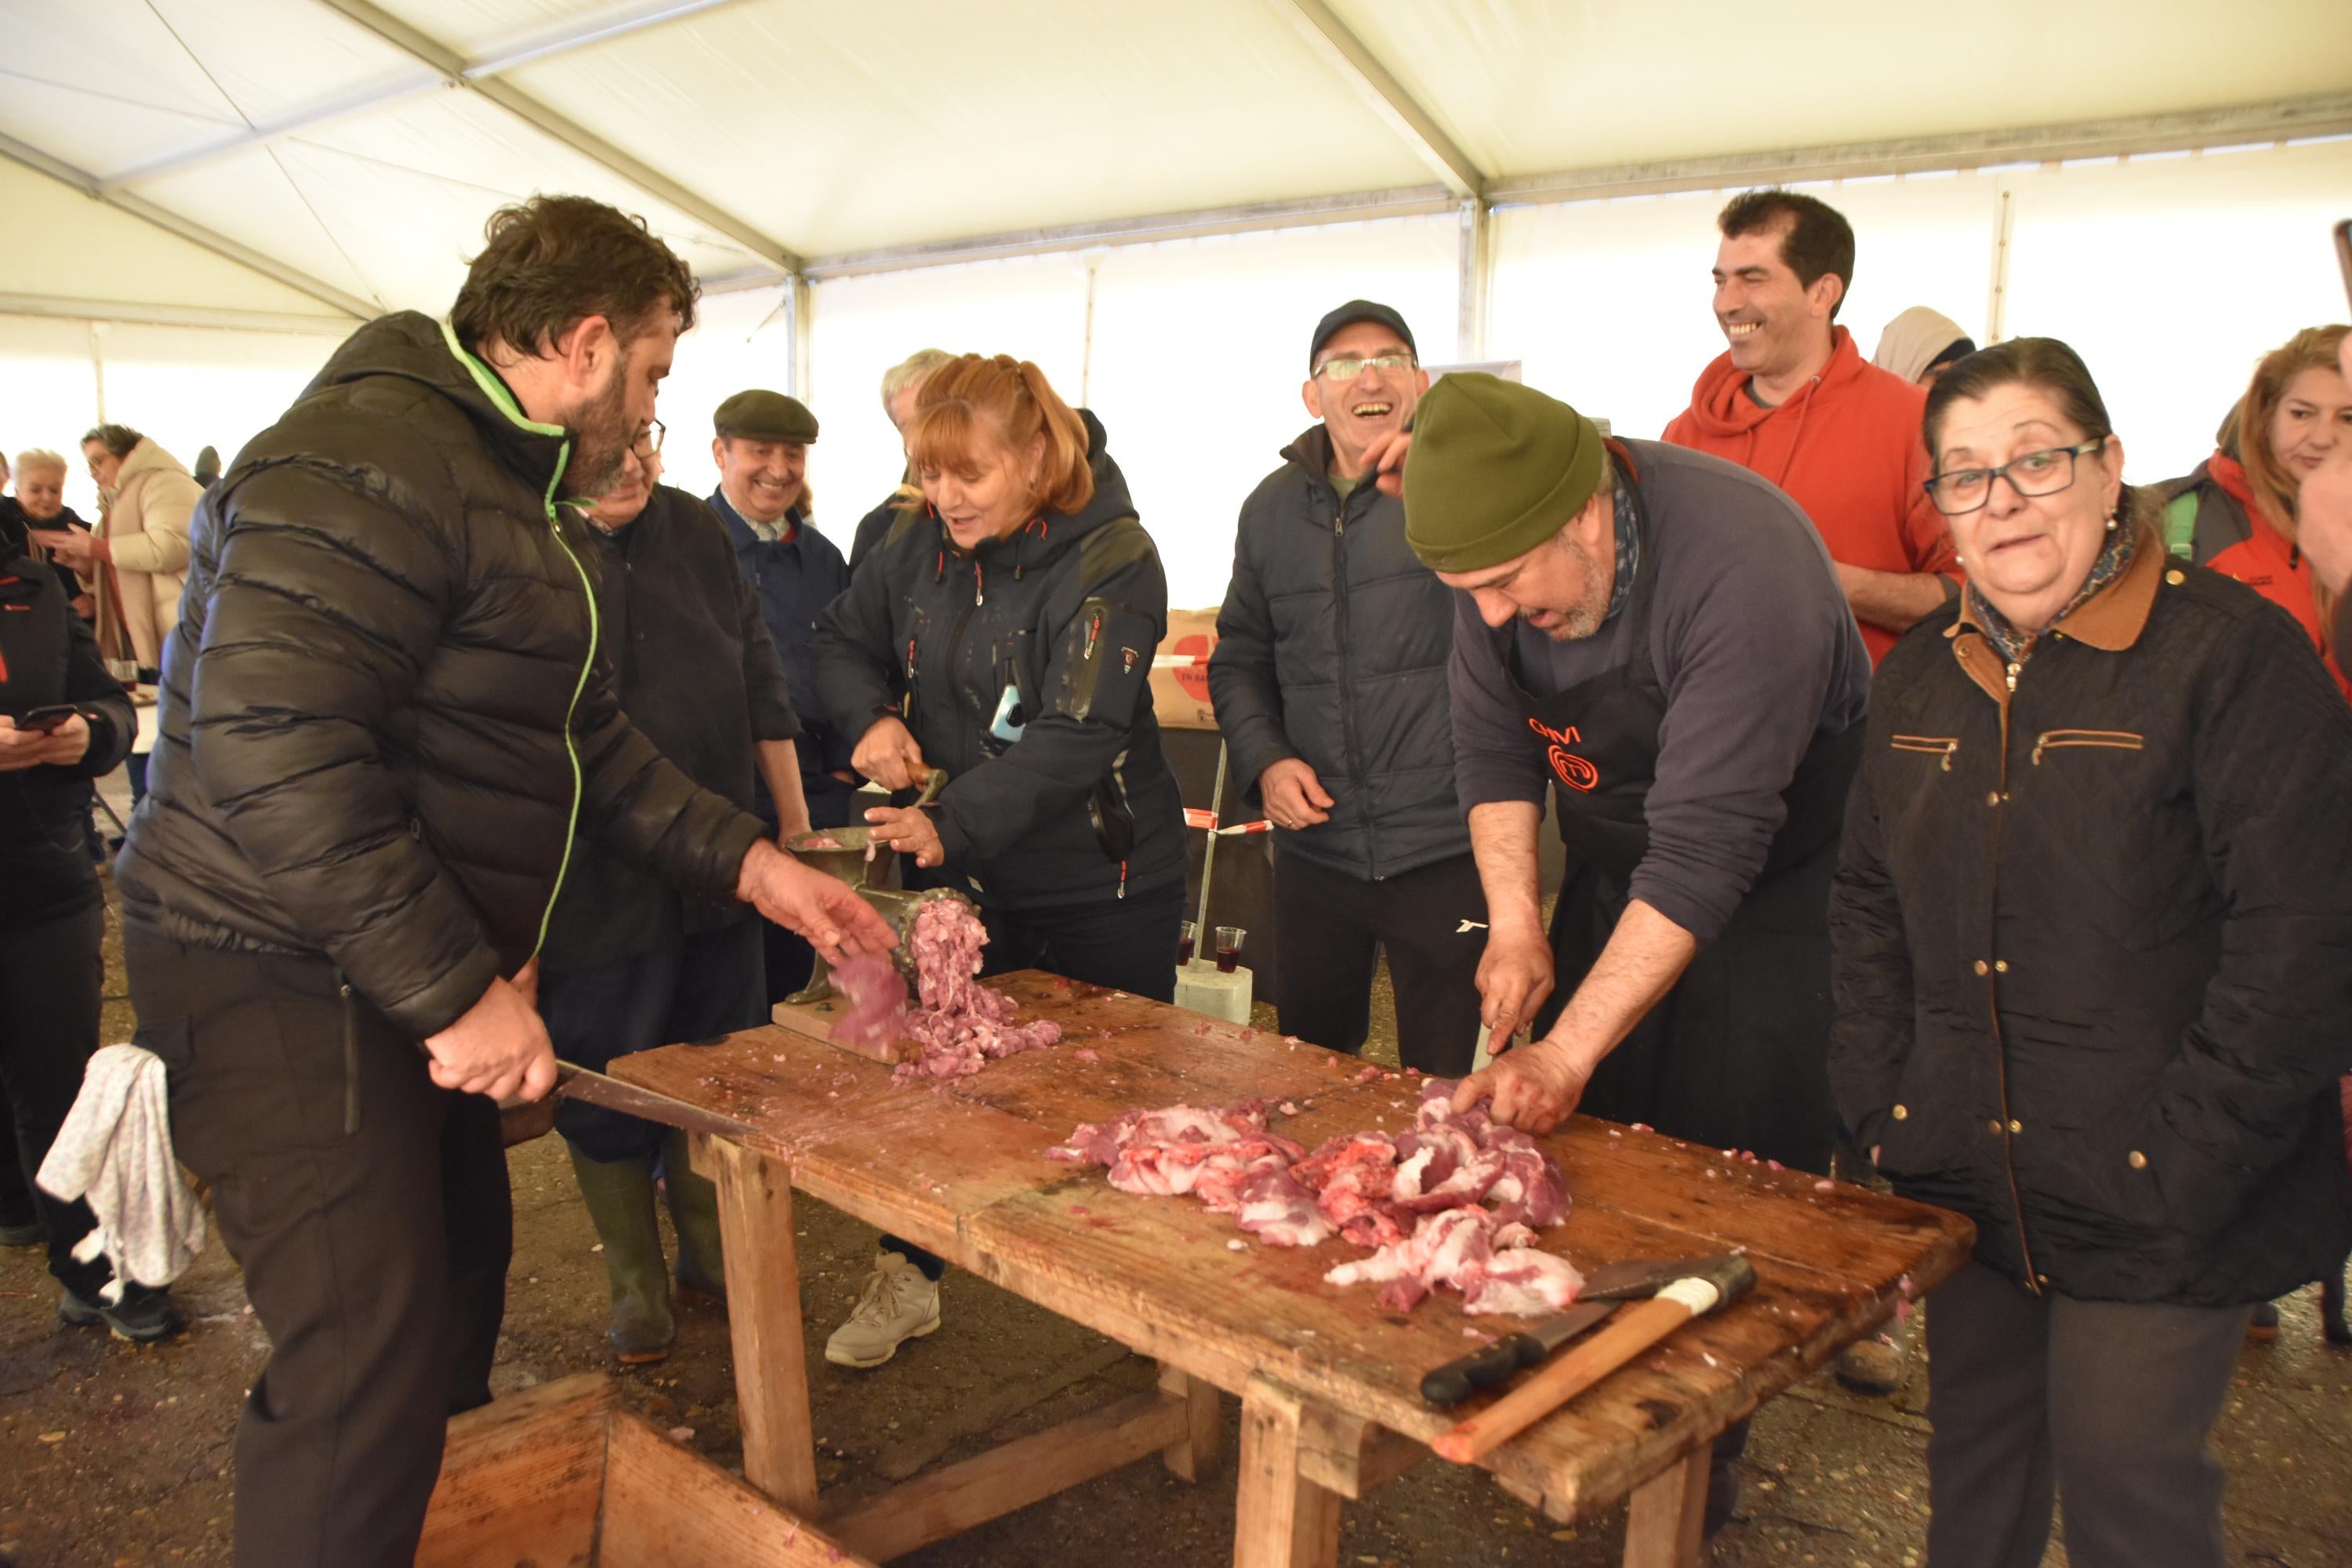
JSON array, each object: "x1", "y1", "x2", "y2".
[{"x1": 1664, "y1": 325, "x2": 1955, "y2": 663}]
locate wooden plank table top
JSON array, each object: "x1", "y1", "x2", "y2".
[{"x1": 615, "y1": 970, "x2": 1975, "y2": 1563}]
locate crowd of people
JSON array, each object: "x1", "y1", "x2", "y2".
[{"x1": 0, "y1": 186, "x2": 2346, "y2": 1568}]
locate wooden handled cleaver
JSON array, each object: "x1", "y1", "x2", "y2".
[
  {"x1": 1420, "y1": 1252, "x2": 1748, "y2": 1406},
  {"x1": 1428, "y1": 1253, "x2": 1758, "y2": 1465}
]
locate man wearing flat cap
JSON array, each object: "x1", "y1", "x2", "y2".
[
  {"x1": 711, "y1": 390, "x2": 858, "y2": 997},
  {"x1": 1392, "y1": 373, "x2": 1867, "y2": 1170},
  {"x1": 1210, "y1": 301, "x2": 1486, "y2": 1074}
]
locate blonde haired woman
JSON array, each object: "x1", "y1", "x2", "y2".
[{"x1": 811, "y1": 353, "x2": 1186, "y2": 1368}]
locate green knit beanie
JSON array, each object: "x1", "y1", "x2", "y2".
[{"x1": 1403, "y1": 373, "x2": 1604, "y2": 573}]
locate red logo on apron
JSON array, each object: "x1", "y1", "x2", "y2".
[{"x1": 1527, "y1": 718, "x2": 1599, "y2": 793}]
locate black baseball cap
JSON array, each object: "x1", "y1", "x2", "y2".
[{"x1": 1309, "y1": 300, "x2": 1417, "y2": 368}]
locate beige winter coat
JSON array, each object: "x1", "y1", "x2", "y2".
[{"x1": 93, "y1": 438, "x2": 199, "y2": 672}]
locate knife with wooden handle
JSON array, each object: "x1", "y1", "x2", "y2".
[{"x1": 1431, "y1": 1254, "x2": 1758, "y2": 1464}]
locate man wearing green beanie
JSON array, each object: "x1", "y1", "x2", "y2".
[
  {"x1": 1385, "y1": 372, "x2": 1871, "y2": 1533},
  {"x1": 1389, "y1": 372, "x2": 1866, "y2": 1159}
]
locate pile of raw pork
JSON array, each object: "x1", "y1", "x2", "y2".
[
  {"x1": 1047, "y1": 1079, "x2": 1581, "y2": 1316},
  {"x1": 830, "y1": 900, "x2": 1062, "y2": 1084}
]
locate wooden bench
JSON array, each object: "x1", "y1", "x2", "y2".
[{"x1": 417, "y1": 1372, "x2": 876, "y2": 1567}]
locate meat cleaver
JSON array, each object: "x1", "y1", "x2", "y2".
[{"x1": 1421, "y1": 1253, "x2": 1750, "y2": 1406}]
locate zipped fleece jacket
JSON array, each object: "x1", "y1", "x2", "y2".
[
  {"x1": 114, "y1": 312, "x2": 767, "y2": 1040},
  {"x1": 812, "y1": 410, "x2": 1185, "y2": 911},
  {"x1": 1829, "y1": 532, "x2": 2352, "y2": 1305},
  {"x1": 1210, "y1": 425, "x2": 1468, "y2": 880},
  {"x1": 1664, "y1": 326, "x2": 1955, "y2": 664}
]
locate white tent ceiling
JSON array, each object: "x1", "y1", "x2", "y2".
[{"x1": 2, "y1": 0, "x2": 2349, "y2": 327}]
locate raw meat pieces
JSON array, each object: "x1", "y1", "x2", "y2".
[
  {"x1": 891, "y1": 900, "x2": 1062, "y2": 1084},
  {"x1": 798, "y1": 833, "x2": 848, "y2": 849},
  {"x1": 1046, "y1": 1102, "x2": 1329, "y2": 1244},
  {"x1": 1049, "y1": 1076, "x2": 1577, "y2": 1315},
  {"x1": 829, "y1": 954, "x2": 908, "y2": 1052}
]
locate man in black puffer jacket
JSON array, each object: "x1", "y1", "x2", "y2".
[
  {"x1": 1210, "y1": 302, "x2": 1486, "y2": 1073},
  {"x1": 113, "y1": 196, "x2": 891, "y2": 1568}
]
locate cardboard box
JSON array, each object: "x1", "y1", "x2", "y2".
[{"x1": 1151, "y1": 606, "x2": 1221, "y2": 729}]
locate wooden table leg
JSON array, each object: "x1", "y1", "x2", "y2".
[
  {"x1": 1234, "y1": 1376, "x2": 1341, "y2": 1568},
  {"x1": 1157, "y1": 1363, "x2": 1222, "y2": 1483},
  {"x1": 1621, "y1": 1446, "x2": 1708, "y2": 1568},
  {"x1": 693, "y1": 1134, "x2": 820, "y2": 1517}
]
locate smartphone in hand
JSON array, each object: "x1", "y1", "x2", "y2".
[{"x1": 17, "y1": 704, "x2": 78, "y2": 734}]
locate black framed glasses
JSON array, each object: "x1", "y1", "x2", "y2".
[
  {"x1": 1315, "y1": 352, "x2": 1417, "y2": 382},
  {"x1": 632, "y1": 419, "x2": 666, "y2": 458},
  {"x1": 1925, "y1": 438, "x2": 2106, "y2": 516}
]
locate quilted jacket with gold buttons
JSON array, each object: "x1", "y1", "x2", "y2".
[{"x1": 1828, "y1": 525, "x2": 2352, "y2": 1305}]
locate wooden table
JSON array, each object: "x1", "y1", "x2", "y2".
[{"x1": 612, "y1": 972, "x2": 1974, "y2": 1566}]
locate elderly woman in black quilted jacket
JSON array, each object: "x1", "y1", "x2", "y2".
[{"x1": 1828, "y1": 337, "x2": 2352, "y2": 1568}]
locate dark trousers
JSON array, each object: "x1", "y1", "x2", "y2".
[
  {"x1": 883, "y1": 881, "x2": 1185, "y2": 1279},
  {"x1": 125, "y1": 929, "x2": 511, "y2": 1568},
  {"x1": 0, "y1": 905, "x2": 111, "y2": 1298},
  {"x1": 1924, "y1": 1259, "x2": 2249, "y2": 1568},
  {"x1": 1272, "y1": 850, "x2": 1486, "y2": 1076},
  {"x1": 543, "y1": 920, "x2": 766, "y2": 1164}
]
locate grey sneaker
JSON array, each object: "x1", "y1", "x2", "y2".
[{"x1": 825, "y1": 1253, "x2": 940, "y2": 1369}]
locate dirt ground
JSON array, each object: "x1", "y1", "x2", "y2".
[{"x1": 3, "y1": 888, "x2": 2348, "y2": 1566}]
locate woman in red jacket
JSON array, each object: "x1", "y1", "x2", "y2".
[{"x1": 2158, "y1": 325, "x2": 2351, "y2": 702}]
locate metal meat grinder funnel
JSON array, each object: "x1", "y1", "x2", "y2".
[{"x1": 782, "y1": 770, "x2": 955, "y2": 1007}]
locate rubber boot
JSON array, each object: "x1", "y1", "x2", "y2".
[
  {"x1": 567, "y1": 1143, "x2": 675, "y2": 1364},
  {"x1": 661, "y1": 1127, "x2": 728, "y2": 1306}
]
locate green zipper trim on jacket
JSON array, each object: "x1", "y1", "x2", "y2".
[{"x1": 437, "y1": 318, "x2": 593, "y2": 961}]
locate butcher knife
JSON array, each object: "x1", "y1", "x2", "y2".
[
  {"x1": 554, "y1": 1058, "x2": 761, "y2": 1142},
  {"x1": 1420, "y1": 1253, "x2": 1748, "y2": 1406}
]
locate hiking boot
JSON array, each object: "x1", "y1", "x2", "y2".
[
  {"x1": 1835, "y1": 1334, "x2": 1907, "y2": 1396},
  {"x1": 659, "y1": 1128, "x2": 727, "y2": 1306},
  {"x1": 2247, "y1": 1301, "x2": 2281, "y2": 1342},
  {"x1": 825, "y1": 1252, "x2": 940, "y2": 1369},
  {"x1": 568, "y1": 1145, "x2": 674, "y2": 1365},
  {"x1": 59, "y1": 1283, "x2": 187, "y2": 1344}
]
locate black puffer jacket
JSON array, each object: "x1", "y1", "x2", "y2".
[
  {"x1": 1, "y1": 547, "x2": 132, "y2": 934},
  {"x1": 115, "y1": 312, "x2": 766, "y2": 1040},
  {"x1": 1210, "y1": 426, "x2": 1467, "y2": 880},
  {"x1": 812, "y1": 411, "x2": 1185, "y2": 910},
  {"x1": 1829, "y1": 532, "x2": 2352, "y2": 1305}
]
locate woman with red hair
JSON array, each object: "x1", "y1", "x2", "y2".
[{"x1": 811, "y1": 353, "x2": 1187, "y2": 1369}]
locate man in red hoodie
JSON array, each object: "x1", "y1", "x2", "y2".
[{"x1": 1664, "y1": 190, "x2": 1958, "y2": 663}]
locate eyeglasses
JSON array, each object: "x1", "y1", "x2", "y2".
[
  {"x1": 1315, "y1": 352, "x2": 1417, "y2": 382},
  {"x1": 632, "y1": 419, "x2": 666, "y2": 458},
  {"x1": 1924, "y1": 438, "x2": 2107, "y2": 516}
]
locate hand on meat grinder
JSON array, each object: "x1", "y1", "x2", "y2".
[
  {"x1": 864, "y1": 804, "x2": 945, "y2": 867},
  {"x1": 853, "y1": 715, "x2": 929, "y2": 791},
  {"x1": 425, "y1": 971, "x2": 557, "y2": 1104},
  {"x1": 737, "y1": 839, "x2": 898, "y2": 956}
]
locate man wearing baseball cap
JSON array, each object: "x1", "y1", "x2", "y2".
[
  {"x1": 1209, "y1": 301, "x2": 1486, "y2": 1073},
  {"x1": 710, "y1": 390, "x2": 858, "y2": 999}
]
